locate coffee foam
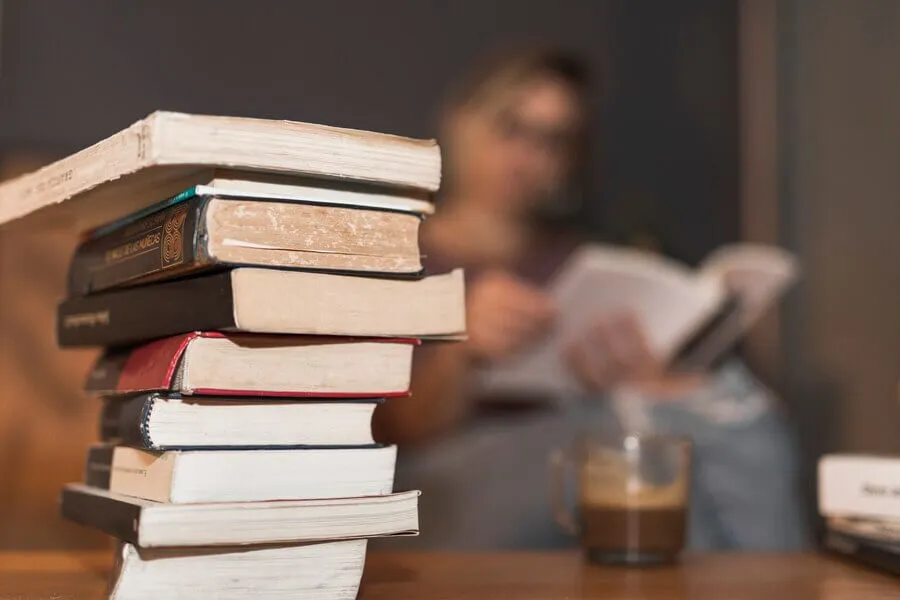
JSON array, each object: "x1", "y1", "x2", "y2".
[{"x1": 579, "y1": 453, "x2": 686, "y2": 509}]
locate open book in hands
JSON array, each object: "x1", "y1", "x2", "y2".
[{"x1": 475, "y1": 243, "x2": 798, "y2": 398}]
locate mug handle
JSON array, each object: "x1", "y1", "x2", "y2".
[{"x1": 549, "y1": 449, "x2": 579, "y2": 535}]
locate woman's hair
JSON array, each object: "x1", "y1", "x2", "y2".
[
  {"x1": 443, "y1": 47, "x2": 591, "y2": 117},
  {"x1": 440, "y1": 48, "x2": 594, "y2": 226}
]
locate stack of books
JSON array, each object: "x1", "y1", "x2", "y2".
[
  {"x1": 819, "y1": 454, "x2": 900, "y2": 576},
  {"x1": 0, "y1": 112, "x2": 466, "y2": 599}
]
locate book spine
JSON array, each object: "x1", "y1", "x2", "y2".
[
  {"x1": 819, "y1": 457, "x2": 900, "y2": 520},
  {"x1": 57, "y1": 271, "x2": 236, "y2": 348},
  {"x1": 84, "y1": 446, "x2": 115, "y2": 490},
  {"x1": 0, "y1": 117, "x2": 154, "y2": 227},
  {"x1": 87, "y1": 351, "x2": 135, "y2": 394},
  {"x1": 830, "y1": 517, "x2": 900, "y2": 545},
  {"x1": 86, "y1": 334, "x2": 198, "y2": 394},
  {"x1": 67, "y1": 195, "x2": 209, "y2": 296},
  {"x1": 59, "y1": 487, "x2": 141, "y2": 545},
  {"x1": 100, "y1": 395, "x2": 157, "y2": 449}
]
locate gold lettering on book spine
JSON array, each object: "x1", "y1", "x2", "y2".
[
  {"x1": 104, "y1": 231, "x2": 161, "y2": 264},
  {"x1": 161, "y1": 206, "x2": 188, "y2": 269}
]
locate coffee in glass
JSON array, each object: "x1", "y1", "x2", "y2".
[{"x1": 550, "y1": 433, "x2": 691, "y2": 565}]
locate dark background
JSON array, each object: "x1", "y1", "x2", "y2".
[{"x1": 0, "y1": 0, "x2": 739, "y2": 265}]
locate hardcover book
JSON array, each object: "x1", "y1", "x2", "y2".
[
  {"x1": 68, "y1": 189, "x2": 426, "y2": 296},
  {"x1": 819, "y1": 454, "x2": 900, "y2": 520},
  {"x1": 99, "y1": 393, "x2": 382, "y2": 449},
  {"x1": 84, "y1": 332, "x2": 417, "y2": 397},
  {"x1": 57, "y1": 268, "x2": 466, "y2": 347}
]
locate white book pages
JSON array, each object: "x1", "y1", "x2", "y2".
[{"x1": 476, "y1": 244, "x2": 724, "y2": 398}]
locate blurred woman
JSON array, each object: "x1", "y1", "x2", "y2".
[{"x1": 374, "y1": 49, "x2": 809, "y2": 551}]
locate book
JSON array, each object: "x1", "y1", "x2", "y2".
[
  {"x1": 67, "y1": 190, "x2": 425, "y2": 296},
  {"x1": 819, "y1": 454, "x2": 900, "y2": 520},
  {"x1": 84, "y1": 444, "x2": 397, "y2": 503},
  {"x1": 60, "y1": 484, "x2": 419, "y2": 547},
  {"x1": 88, "y1": 173, "x2": 437, "y2": 234},
  {"x1": 476, "y1": 243, "x2": 797, "y2": 397},
  {"x1": 828, "y1": 515, "x2": 900, "y2": 546},
  {"x1": 99, "y1": 393, "x2": 381, "y2": 449},
  {"x1": 106, "y1": 539, "x2": 367, "y2": 600},
  {"x1": 57, "y1": 267, "x2": 466, "y2": 348},
  {"x1": 824, "y1": 529, "x2": 900, "y2": 577},
  {"x1": 85, "y1": 333, "x2": 416, "y2": 397},
  {"x1": 0, "y1": 111, "x2": 441, "y2": 231}
]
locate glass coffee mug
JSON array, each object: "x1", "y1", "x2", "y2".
[{"x1": 550, "y1": 433, "x2": 692, "y2": 565}]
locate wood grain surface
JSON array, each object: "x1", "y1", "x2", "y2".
[{"x1": 1, "y1": 550, "x2": 898, "y2": 600}]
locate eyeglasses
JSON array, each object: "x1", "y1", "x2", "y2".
[{"x1": 492, "y1": 108, "x2": 578, "y2": 156}]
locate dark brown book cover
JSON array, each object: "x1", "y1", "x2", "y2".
[
  {"x1": 68, "y1": 194, "x2": 208, "y2": 296},
  {"x1": 66, "y1": 190, "x2": 426, "y2": 297},
  {"x1": 57, "y1": 271, "x2": 236, "y2": 348},
  {"x1": 99, "y1": 394, "x2": 157, "y2": 448},
  {"x1": 59, "y1": 485, "x2": 142, "y2": 545},
  {"x1": 84, "y1": 445, "x2": 116, "y2": 490}
]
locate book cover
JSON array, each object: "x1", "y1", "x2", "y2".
[
  {"x1": 68, "y1": 192, "x2": 206, "y2": 296},
  {"x1": 61, "y1": 485, "x2": 144, "y2": 545},
  {"x1": 84, "y1": 445, "x2": 115, "y2": 490},
  {"x1": 85, "y1": 332, "x2": 417, "y2": 397},
  {"x1": 58, "y1": 268, "x2": 465, "y2": 348},
  {"x1": 0, "y1": 111, "x2": 441, "y2": 231},
  {"x1": 58, "y1": 272, "x2": 236, "y2": 348},
  {"x1": 67, "y1": 187, "x2": 427, "y2": 296}
]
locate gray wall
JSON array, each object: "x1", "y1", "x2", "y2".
[
  {"x1": 0, "y1": 1, "x2": 607, "y2": 146},
  {"x1": 0, "y1": 0, "x2": 739, "y2": 264}
]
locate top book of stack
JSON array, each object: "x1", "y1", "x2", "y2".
[{"x1": 0, "y1": 111, "x2": 441, "y2": 233}]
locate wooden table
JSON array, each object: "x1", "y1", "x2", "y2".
[{"x1": 1, "y1": 550, "x2": 898, "y2": 599}]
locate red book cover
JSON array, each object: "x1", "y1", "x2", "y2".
[{"x1": 85, "y1": 332, "x2": 418, "y2": 397}]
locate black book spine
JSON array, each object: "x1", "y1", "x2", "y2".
[
  {"x1": 57, "y1": 270, "x2": 237, "y2": 348},
  {"x1": 86, "y1": 350, "x2": 133, "y2": 394},
  {"x1": 67, "y1": 195, "x2": 210, "y2": 296},
  {"x1": 100, "y1": 395, "x2": 157, "y2": 448},
  {"x1": 59, "y1": 486, "x2": 141, "y2": 545},
  {"x1": 84, "y1": 445, "x2": 115, "y2": 490}
]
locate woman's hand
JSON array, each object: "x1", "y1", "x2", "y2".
[
  {"x1": 565, "y1": 311, "x2": 662, "y2": 391},
  {"x1": 465, "y1": 270, "x2": 556, "y2": 361}
]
